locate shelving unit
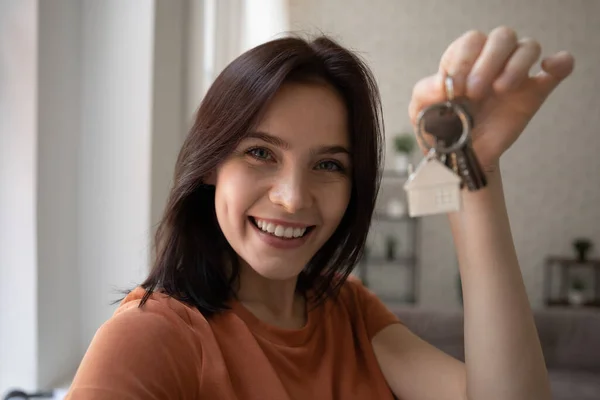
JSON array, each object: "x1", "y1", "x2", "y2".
[
  {"x1": 355, "y1": 170, "x2": 420, "y2": 305},
  {"x1": 544, "y1": 256, "x2": 600, "y2": 308}
]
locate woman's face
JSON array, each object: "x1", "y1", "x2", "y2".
[{"x1": 214, "y1": 81, "x2": 351, "y2": 281}]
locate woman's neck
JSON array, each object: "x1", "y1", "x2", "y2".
[{"x1": 236, "y1": 262, "x2": 307, "y2": 330}]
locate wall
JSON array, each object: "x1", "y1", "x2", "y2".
[
  {"x1": 151, "y1": 0, "x2": 187, "y2": 241},
  {"x1": 289, "y1": 0, "x2": 600, "y2": 308},
  {"x1": 0, "y1": 0, "x2": 166, "y2": 394},
  {"x1": 37, "y1": 0, "x2": 82, "y2": 389},
  {"x1": 78, "y1": 0, "x2": 155, "y2": 353},
  {"x1": 242, "y1": 0, "x2": 289, "y2": 52},
  {"x1": 0, "y1": 0, "x2": 38, "y2": 392}
]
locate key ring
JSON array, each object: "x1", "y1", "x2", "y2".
[{"x1": 415, "y1": 75, "x2": 471, "y2": 155}]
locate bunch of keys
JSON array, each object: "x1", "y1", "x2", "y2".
[{"x1": 404, "y1": 75, "x2": 487, "y2": 217}]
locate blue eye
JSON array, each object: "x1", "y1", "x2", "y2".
[
  {"x1": 247, "y1": 147, "x2": 273, "y2": 161},
  {"x1": 316, "y1": 160, "x2": 344, "y2": 172}
]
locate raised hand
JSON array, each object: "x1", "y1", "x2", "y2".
[{"x1": 409, "y1": 26, "x2": 575, "y2": 171}]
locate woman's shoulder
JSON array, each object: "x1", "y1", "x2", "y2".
[
  {"x1": 90, "y1": 287, "x2": 210, "y2": 371},
  {"x1": 68, "y1": 288, "x2": 204, "y2": 398},
  {"x1": 100, "y1": 287, "x2": 216, "y2": 353},
  {"x1": 97, "y1": 286, "x2": 207, "y2": 360},
  {"x1": 114, "y1": 286, "x2": 204, "y2": 329}
]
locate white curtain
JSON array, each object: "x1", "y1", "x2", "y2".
[{"x1": 203, "y1": 0, "x2": 290, "y2": 91}]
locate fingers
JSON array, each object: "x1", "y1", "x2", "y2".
[
  {"x1": 494, "y1": 38, "x2": 541, "y2": 92},
  {"x1": 437, "y1": 26, "x2": 573, "y2": 99},
  {"x1": 413, "y1": 26, "x2": 574, "y2": 120},
  {"x1": 408, "y1": 74, "x2": 444, "y2": 124},
  {"x1": 439, "y1": 30, "x2": 487, "y2": 97},
  {"x1": 466, "y1": 26, "x2": 519, "y2": 99},
  {"x1": 533, "y1": 51, "x2": 575, "y2": 99}
]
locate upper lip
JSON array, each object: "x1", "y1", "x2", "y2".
[{"x1": 251, "y1": 217, "x2": 315, "y2": 229}]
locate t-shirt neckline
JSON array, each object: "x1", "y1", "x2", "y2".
[{"x1": 229, "y1": 295, "x2": 323, "y2": 347}]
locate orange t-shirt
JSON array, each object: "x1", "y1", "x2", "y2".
[{"x1": 66, "y1": 278, "x2": 401, "y2": 399}]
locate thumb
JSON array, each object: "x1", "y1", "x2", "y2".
[
  {"x1": 533, "y1": 51, "x2": 575, "y2": 99},
  {"x1": 408, "y1": 73, "x2": 446, "y2": 124}
]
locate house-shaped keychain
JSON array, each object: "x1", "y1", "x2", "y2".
[{"x1": 403, "y1": 157, "x2": 462, "y2": 217}]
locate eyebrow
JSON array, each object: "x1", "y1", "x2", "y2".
[
  {"x1": 246, "y1": 131, "x2": 351, "y2": 156},
  {"x1": 247, "y1": 131, "x2": 290, "y2": 149}
]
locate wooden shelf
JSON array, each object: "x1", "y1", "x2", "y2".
[
  {"x1": 362, "y1": 171, "x2": 420, "y2": 304},
  {"x1": 546, "y1": 299, "x2": 600, "y2": 308},
  {"x1": 543, "y1": 256, "x2": 600, "y2": 308},
  {"x1": 545, "y1": 256, "x2": 600, "y2": 267}
]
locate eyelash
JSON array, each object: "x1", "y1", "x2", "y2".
[
  {"x1": 246, "y1": 147, "x2": 273, "y2": 161},
  {"x1": 316, "y1": 160, "x2": 345, "y2": 172},
  {"x1": 245, "y1": 147, "x2": 346, "y2": 173}
]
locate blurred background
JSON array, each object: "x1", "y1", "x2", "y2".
[{"x1": 1, "y1": 0, "x2": 599, "y2": 398}]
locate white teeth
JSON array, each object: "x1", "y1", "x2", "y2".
[
  {"x1": 253, "y1": 218, "x2": 308, "y2": 239},
  {"x1": 274, "y1": 225, "x2": 285, "y2": 236},
  {"x1": 283, "y1": 227, "x2": 294, "y2": 238}
]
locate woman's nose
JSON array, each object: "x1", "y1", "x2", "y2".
[{"x1": 268, "y1": 172, "x2": 314, "y2": 213}]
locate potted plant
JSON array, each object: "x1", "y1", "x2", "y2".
[
  {"x1": 393, "y1": 133, "x2": 416, "y2": 173},
  {"x1": 567, "y1": 277, "x2": 586, "y2": 306},
  {"x1": 385, "y1": 236, "x2": 397, "y2": 261},
  {"x1": 573, "y1": 238, "x2": 593, "y2": 262}
]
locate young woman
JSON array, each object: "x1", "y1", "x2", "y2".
[{"x1": 66, "y1": 27, "x2": 574, "y2": 400}]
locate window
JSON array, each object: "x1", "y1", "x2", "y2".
[{"x1": 435, "y1": 189, "x2": 453, "y2": 205}]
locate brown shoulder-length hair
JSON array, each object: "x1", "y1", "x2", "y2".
[{"x1": 139, "y1": 35, "x2": 384, "y2": 316}]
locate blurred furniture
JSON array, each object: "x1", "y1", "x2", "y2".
[
  {"x1": 393, "y1": 306, "x2": 600, "y2": 400},
  {"x1": 2, "y1": 389, "x2": 54, "y2": 400},
  {"x1": 356, "y1": 170, "x2": 420, "y2": 304},
  {"x1": 544, "y1": 256, "x2": 600, "y2": 307}
]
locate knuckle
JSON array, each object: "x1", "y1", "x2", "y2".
[
  {"x1": 455, "y1": 58, "x2": 472, "y2": 74},
  {"x1": 493, "y1": 78, "x2": 510, "y2": 93},
  {"x1": 520, "y1": 37, "x2": 542, "y2": 53}
]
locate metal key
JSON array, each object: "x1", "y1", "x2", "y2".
[
  {"x1": 430, "y1": 107, "x2": 486, "y2": 191},
  {"x1": 417, "y1": 77, "x2": 487, "y2": 191},
  {"x1": 422, "y1": 102, "x2": 465, "y2": 188},
  {"x1": 442, "y1": 146, "x2": 465, "y2": 190},
  {"x1": 436, "y1": 138, "x2": 464, "y2": 189},
  {"x1": 453, "y1": 138, "x2": 487, "y2": 191},
  {"x1": 437, "y1": 104, "x2": 487, "y2": 191}
]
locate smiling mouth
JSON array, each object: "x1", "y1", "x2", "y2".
[{"x1": 249, "y1": 217, "x2": 315, "y2": 239}]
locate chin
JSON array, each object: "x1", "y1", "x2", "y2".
[{"x1": 246, "y1": 260, "x2": 306, "y2": 282}]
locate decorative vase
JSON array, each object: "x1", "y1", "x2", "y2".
[
  {"x1": 567, "y1": 290, "x2": 585, "y2": 306},
  {"x1": 394, "y1": 153, "x2": 409, "y2": 173}
]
